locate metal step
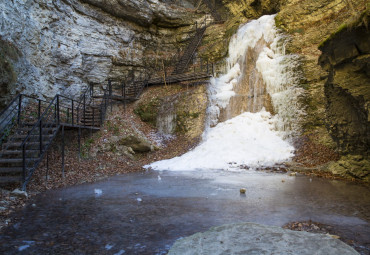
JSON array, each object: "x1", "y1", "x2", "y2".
[
  {"x1": 17, "y1": 127, "x2": 57, "y2": 132},
  {"x1": 0, "y1": 176, "x2": 22, "y2": 184},
  {"x1": 0, "y1": 158, "x2": 38, "y2": 164},
  {"x1": 2, "y1": 142, "x2": 49, "y2": 150},
  {"x1": 11, "y1": 134, "x2": 53, "y2": 140},
  {"x1": 82, "y1": 114, "x2": 101, "y2": 118},
  {"x1": 0, "y1": 167, "x2": 24, "y2": 174},
  {"x1": 81, "y1": 118, "x2": 101, "y2": 121},
  {"x1": 0, "y1": 150, "x2": 40, "y2": 157},
  {"x1": 79, "y1": 123, "x2": 100, "y2": 127}
]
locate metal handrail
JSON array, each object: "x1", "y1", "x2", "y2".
[
  {"x1": 20, "y1": 96, "x2": 58, "y2": 148},
  {"x1": 0, "y1": 94, "x2": 20, "y2": 117},
  {"x1": 19, "y1": 86, "x2": 108, "y2": 189}
]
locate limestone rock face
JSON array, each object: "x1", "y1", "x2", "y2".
[
  {"x1": 0, "y1": 0, "x2": 197, "y2": 106},
  {"x1": 158, "y1": 85, "x2": 207, "y2": 139},
  {"x1": 135, "y1": 84, "x2": 208, "y2": 141},
  {"x1": 80, "y1": 0, "x2": 194, "y2": 27},
  {"x1": 319, "y1": 12, "x2": 370, "y2": 155}
]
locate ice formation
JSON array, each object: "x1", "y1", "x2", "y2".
[{"x1": 146, "y1": 15, "x2": 303, "y2": 171}]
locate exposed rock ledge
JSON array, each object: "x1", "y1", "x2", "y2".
[
  {"x1": 168, "y1": 222, "x2": 358, "y2": 255},
  {"x1": 318, "y1": 10, "x2": 370, "y2": 182}
]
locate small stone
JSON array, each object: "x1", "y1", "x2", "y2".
[
  {"x1": 281, "y1": 179, "x2": 285, "y2": 183},
  {"x1": 0, "y1": 206, "x2": 7, "y2": 212},
  {"x1": 239, "y1": 188, "x2": 246, "y2": 194},
  {"x1": 31, "y1": 204, "x2": 36, "y2": 208},
  {"x1": 289, "y1": 172, "x2": 297, "y2": 176},
  {"x1": 11, "y1": 189, "x2": 28, "y2": 198}
]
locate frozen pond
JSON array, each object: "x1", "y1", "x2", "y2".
[{"x1": 0, "y1": 170, "x2": 369, "y2": 254}]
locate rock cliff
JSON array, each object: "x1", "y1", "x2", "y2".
[
  {"x1": 0, "y1": 0, "x2": 199, "y2": 108},
  {"x1": 318, "y1": 10, "x2": 370, "y2": 181}
]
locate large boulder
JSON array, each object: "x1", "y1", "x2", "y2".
[
  {"x1": 119, "y1": 135, "x2": 154, "y2": 152},
  {"x1": 168, "y1": 222, "x2": 358, "y2": 255}
]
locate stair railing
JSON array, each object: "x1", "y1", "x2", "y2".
[
  {"x1": 0, "y1": 94, "x2": 22, "y2": 147},
  {"x1": 20, "y1": 94, "x2": 60, "y2": 189},
  {"x1": 0, "y1": 95, "x2": 49, "y2": 156},
  {"x1": 19, "y1": 88, "x2": 106, "y2": 189},
  {"x1": 172, "y1": 16, "x2": 209, "y2": 75}
]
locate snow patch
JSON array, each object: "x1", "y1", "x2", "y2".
[
  {"x1": 94, "y1": 189, "x2": 102, "y2": 197},
  {"x1": 114, "y1": 250, "x2": 125, "y2": 255},
  {"x1": 105, "y1": 244, "x2": 114, "y2": 250},
  {"x1": 18, "y1": 245, "x2": 30, "y2": 251}
]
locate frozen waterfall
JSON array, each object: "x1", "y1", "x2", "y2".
[{"x1": 145, "y1": 15, "x2": 304, "y2": 171}]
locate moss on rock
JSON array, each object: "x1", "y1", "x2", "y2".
[
  {"x1": 134, "y1": 97, "x2": 162, "y2": 126},
  {"x1": 327, "y1": 155, "x2": 370, "y2": 182}
]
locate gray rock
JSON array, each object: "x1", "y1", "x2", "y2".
[
  {"x1": 168, "y1": 222, "x2": 359, "y2": 255},
  {"x1": 116, "y1": 145, "x2": 135, "y2": 159},
  {"x1": 119, "y1": 135, "x2": 153, "y2": 152},
  {"x1": 11, "y1": 189, "x2": 28, "y2": 198},
  {"x1": 0, "y1": 0, "x2": 198, "y2": 103}
]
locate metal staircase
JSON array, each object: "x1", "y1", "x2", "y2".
[
  {"x1": 0, "y1": 84, "x2": 110, "y2": 189},
  {"x1": 92, "y1": 78, "x2": 150, "y2": 102},
  {"x1": 172, "y1": 26, "x2": 207, "y2": 75}
]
